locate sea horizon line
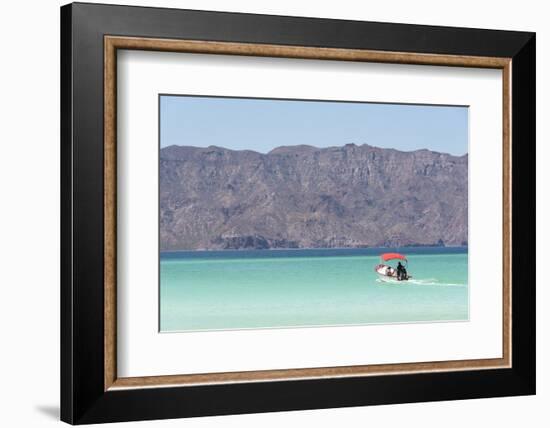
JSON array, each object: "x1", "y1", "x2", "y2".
[{"x1": 160, "y1": 245, "x2": 469, "y2": 254}]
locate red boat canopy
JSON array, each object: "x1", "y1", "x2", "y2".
[{"x1": 380, "y1": 252, "x2": 407, "y2": 262}]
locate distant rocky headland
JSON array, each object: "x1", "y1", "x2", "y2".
[{"x1": 160, "y1": 143, "x2": 468, "y2": 251}]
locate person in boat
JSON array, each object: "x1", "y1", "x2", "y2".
[{"x1": 397, "y1": 261, "x2": 406, "y2": 280}]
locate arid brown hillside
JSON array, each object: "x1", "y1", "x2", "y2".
[{"x1": 160, "y1": 144, "x2": 467, "y2": 250}]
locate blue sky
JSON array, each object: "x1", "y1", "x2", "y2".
[{"x1": 160, "y1": 95, "x2": 468, "y2": 156}]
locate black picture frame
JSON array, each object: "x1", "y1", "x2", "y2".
[{"x1": 61, "y1": 2, "x2": 535, "y2": 424}]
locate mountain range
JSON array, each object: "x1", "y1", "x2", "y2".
[{"x1": 160, "y1": 143, "x2": 467, "y2": 250}]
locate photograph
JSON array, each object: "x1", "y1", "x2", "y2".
[
  {"x1": 55, "y1": 2, "x2": 536, "y2": 424},
  {"x1": 159, "y1": 95, "x2": 469, "y2": 332}
]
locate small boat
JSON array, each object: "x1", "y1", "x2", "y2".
[{"x1": 374, "y1": 252, "x2": 412, "y2": 282}]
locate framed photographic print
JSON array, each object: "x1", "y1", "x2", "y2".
[{"x1": 60, "y1": 2, "x2": 535, "y2": 424}]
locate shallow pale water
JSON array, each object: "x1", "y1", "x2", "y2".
[{"x1": 160, "y1": 247, "x2": 468, "y2": 332}]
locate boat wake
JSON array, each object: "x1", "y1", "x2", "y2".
[{"x1": 376, "y1": 278, "x2": 466, "y2": 287}]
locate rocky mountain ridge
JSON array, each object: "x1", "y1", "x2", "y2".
[{"x1": 160, "y1": 143, "x2": 467, "y2": 250}]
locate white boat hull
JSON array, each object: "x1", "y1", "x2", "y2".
[
  {"x1": 377, "y1": 274, "x2": 402, "y2": 283},
  {"x1": 375, "y1": 263, "x2": 411, "y2": 282}
]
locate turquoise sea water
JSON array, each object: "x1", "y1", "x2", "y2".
[{"x1": 160, "y1": 247, "x2": 468, "y2": 332}]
